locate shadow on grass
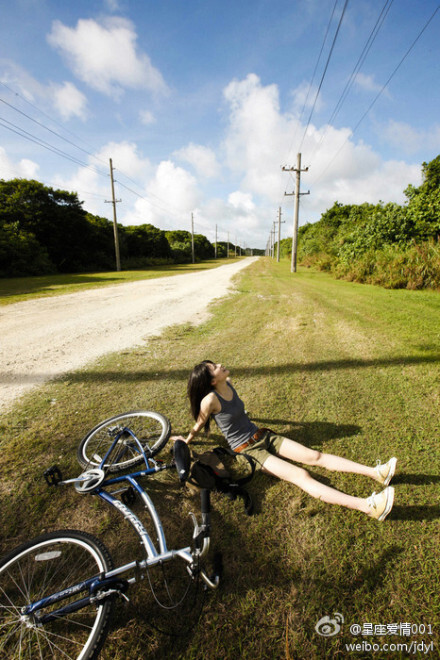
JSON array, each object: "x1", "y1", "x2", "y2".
[
  {"x1": 252, "y1": 418, "x2": 361, "y2": 445},
  {"x1": 0, "y1": 261, "x2": 233, "y2": 299},
  {"x1": 392, "y1": 473, "x2": 440, "y2": 485},
  {"x1": 4, "y1": 353, "x2": 440, "y2": 387},
  {"x1": 309, "y1": 544, "x2": 404, "y2": 616},
  {"x1": 389, "y1": 505, "x2": 440, "y2": 521},
  {"x1": 0, "y1": 274, "x2": 123, "y2": 298}
]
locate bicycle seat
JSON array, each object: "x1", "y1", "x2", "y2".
[{"x1": 173, "y1": 440, "x2": 191, "y2": 483}]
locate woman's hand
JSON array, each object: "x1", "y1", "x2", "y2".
[{"x1": 170, "y1": 435, "x2": 186, "y2": 443}]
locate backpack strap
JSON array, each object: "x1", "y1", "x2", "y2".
[
  {"x1": 212, "y1": 447, "x2": 257, "y2": 487},
  {"x1": 210, "y1": 447, "x2": 256, "y2": 515},
  {"x1": 188, "y1": 447, "x2": 256, "y2": 516}
]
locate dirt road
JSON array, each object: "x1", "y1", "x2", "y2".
[{"x1": 0, "y1": 258, "x2": 257, "y2": 411}]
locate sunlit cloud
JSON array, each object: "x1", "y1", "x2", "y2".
[
  {"x1": 47, "y1": 17, "x2": 169, "y2": 98},
  {"x1": 51, "y1": 81, "x2": 88, "y2": 121},
  {"x1": 174, "y1": 143, "x2": 221, "y2": 178}
]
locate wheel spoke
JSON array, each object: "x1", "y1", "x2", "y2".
[
  {"x1": 77, "y1": 411, "x2": 170, "y2": 472},
  {"x1": 0, "y1": 531, "x2": 114, "y2": 659}
]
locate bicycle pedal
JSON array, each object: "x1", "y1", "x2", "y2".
[
  {"x1": 121, "y1": 486, "x2": 136, "y2": 505},
  {"x1": 44, "y1": 465, "x2": 63, "y2": 486}
]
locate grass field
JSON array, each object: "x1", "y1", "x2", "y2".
[
  {"x1": 0, "y1": 257, "x2": 242, "y2": 305},
  {"x1": 0, "y1": 258, "x2": 439, "y2": 659}
]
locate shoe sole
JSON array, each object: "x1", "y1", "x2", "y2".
[
  {"x1": 382, "y1": 457, "x2": 397, "y2": 486},
  {"x1": 378, "y1": 486, "x2": 394, "y2": 521}
]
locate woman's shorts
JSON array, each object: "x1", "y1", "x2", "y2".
[{"x1": 237, "y1": 430, "x2": 285, "y2": 469}]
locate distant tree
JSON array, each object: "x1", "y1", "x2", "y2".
[
  {"x1": 85, "y1": 213, "x2": 117, "y2": 270},
  {"x1": 216, "y1": 241, "x2": 228, "y2": 258},
  {"x1": 0, "y1": 222, "x2": 53, "y2": 277},
  {"x1": 0, "y1": 179, "x2": 93, "y2": 272},
  {"x1": 122, "y1": 224, "x2": 172, "y2": 266},
  {"x1": 165, "y1": 230, "x2": 214, "y2": 262},
  {"x1": 194, "y1": 233, "x2": 214, "y2": 259},
  {"x1": 421, "y1": 155, "x2": 440, "y2": 192},
  {"x1": 165, "y1": 230, "x2": 192, "y2": 262}
]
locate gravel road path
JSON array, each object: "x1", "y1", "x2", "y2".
[{"x1": 0, "y1": 258, "x2": 257, "y2": 411}]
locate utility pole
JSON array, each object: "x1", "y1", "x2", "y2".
[
  {"x1": 235, "y1": 234, "x2": 237, "y2": 258},
  {"x1": 215, "y1": 224, "x2": 218, "y2": 259},
  {"x1": 191, "y1": 212, "x2": 195, "y2": 264},
  {"x1": 105, "y1": 158, "x2": 122, "y2": 271},
  {"x1": 283, "y1": 153, "x2": 309, "y2": 273},
  {"x1": 227, "y1": 231, "x2": 230, "y2": 258},
  {"x1": 277, "y1": 207, "x2": 285, "y2": 263},
  {"x1": 272, "y1": 222, "x2": 277, "y2": 258}
]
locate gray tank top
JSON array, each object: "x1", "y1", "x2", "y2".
[{"x1": 213, "y1": 383, "x2": 258, "y2": 451}]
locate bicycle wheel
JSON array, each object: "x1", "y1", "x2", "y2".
[
  {"x1": 77, "y1": 410, "x2": 171, "y2": 473},
  {"x1": 0, "y1": 530, "x2": 114, "y2": 660}
]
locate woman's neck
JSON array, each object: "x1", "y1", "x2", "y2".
[{"x1": 215, "y1": 381, "x2": 231, "y2": 397}]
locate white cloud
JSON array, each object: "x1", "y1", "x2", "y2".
[
  {"x1": 221, "y1": 73, "x2": 421, "y2": 231},
  {"x1": 0, "y1": 147, "x2": 39, "y2": 179},
  {"x1": 380, "y1": 119, "x2": 440, "y2": 156},
  {"x1": 51, "y1": 81, "x2": 88, "y2": 120},
  {"x1": 223, "y1": 73, "x2": 298, "y2": 200},
  {"x1": 139, "y1": 109, "x2": 156, "y2": 125},
  {"x1": 197, "y1": 195, "x2": 265, "y2": 243},
  {"x1": 173, "y1": 143, "x2": 220, "y2": 178},
  {"x1": 120, "y1": 160, "x2": 200, "y2": 229},
  {"x1": 52, "y1": 141, "x2": 153, "y2": 217},
  {"x1": 47, "y1": 17, "x2": 169, "y2": 98},
  {"x1": 0, "y1": 60, "x2": 42, "y2": 101},
  {"x1": 290, "y1": 80, "x2": 324, "y2": 116},
  {"x1": 228, "y1": 190, "x2": 255, "y2": 212},
  {"x1": 0, "y1": 60, "x2": 88, "y2": 122},
  {"x1": 104, "y1": 0, "x2": 121, "y2": 11},
  {"x1": 94, "y1": 140, "x2": 152, "y2": 179},
  {"x1": 147, "y1": 161, "x2": 199, "y2": 216},
  {"x1": 353, "y1": 72, "x2": 388, "y2": 96}
]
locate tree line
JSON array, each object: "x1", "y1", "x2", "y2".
[
  {"x1": 0, "y1": 178, "x2": 262, "y2": 278},
  {"x1": 278, "y1": 156, "x2": 440, "y2": 290}
]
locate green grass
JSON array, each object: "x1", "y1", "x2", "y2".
[
  {"x1": 0, "y1": 258, "x2": 243, "y2": 305},
  {"x1": 1, "y1": 258, "x2": 439, "y2": 659}
]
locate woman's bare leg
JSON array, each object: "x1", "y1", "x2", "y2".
[
  {"x1": 278, "y1": 438, "x2": 379, "y2": 480},
  {"x1": 262, "y1": 454, "x2": 371, "y2": 513}
]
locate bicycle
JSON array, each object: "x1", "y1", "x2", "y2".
[{"x1": 0, "y1": 410, "x2": 221, "y2": 659}]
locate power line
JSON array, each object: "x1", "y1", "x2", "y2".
[
  {"x1": 0, "y1": 80, "x2": 184, "y2": 221},
  {"x1": 308, "y1": 0, "x2": 394, "y2": 167},
  {"x1": 0, "y1": 80, "x2": 109, "y2": 167},
  {"x1": 312, "y1": 4, "x2": 440, "y2": 185},
  {"x1": 283, "y1": 0, "x2": 339, "y2": 166},
  {"x1": 0, "y1": 95, "x2": 109, "y2": 172},
  {"x1": 115, "y1": 180, "x2": 184, "y2": 220},
  {"x1": 0, "y1": 116, "x2": 105, "y2": 172},
  {"x1": 298, "y1": 0, "x2": 350, "y2": 153}
]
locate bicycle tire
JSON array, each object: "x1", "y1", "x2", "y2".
[
  {"x1": 77, "y1": 410, "x2": 171, "y2": 473},
  {"x1": 0, "y1": 529, "x2": 114, "y2": 660}
]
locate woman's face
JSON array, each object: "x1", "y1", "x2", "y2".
[{"x1": 208, "y1": 362, "x2": 229, "y2": 384}]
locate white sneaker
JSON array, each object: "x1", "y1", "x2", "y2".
[
  {"x1": 367, "y1": 487, "x2": 394, "y2": 521},
  {"x1": 375, "y1": 457, "x2": 397, "y2": 486}
]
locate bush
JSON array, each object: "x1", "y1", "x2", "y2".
[{"x1": 333, "y1": 241, "x2": 440, "y2": 290}]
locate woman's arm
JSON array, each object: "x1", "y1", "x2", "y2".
[{"x1": 172, "y1": 392, "x2": 219, "y2": 444}]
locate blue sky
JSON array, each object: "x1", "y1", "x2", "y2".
[{"x1": 1, "y1": 0, "x2": 440, "y2": 249}]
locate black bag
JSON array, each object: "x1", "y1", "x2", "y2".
[{"x1": 188, "y1": 447, "x2": 256, "y2": 516}]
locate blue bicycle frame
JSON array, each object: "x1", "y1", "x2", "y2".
[{"x1": 33, "y1": 427, "x2": 217, "y2": 622}]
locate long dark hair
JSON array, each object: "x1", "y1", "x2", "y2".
[{"x1": 187, "y1": 360, "x2": 215, "y2": 432}]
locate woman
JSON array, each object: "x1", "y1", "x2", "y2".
[{"x1": 173, "y1": 360, "x2": 396, "y2": 521}]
